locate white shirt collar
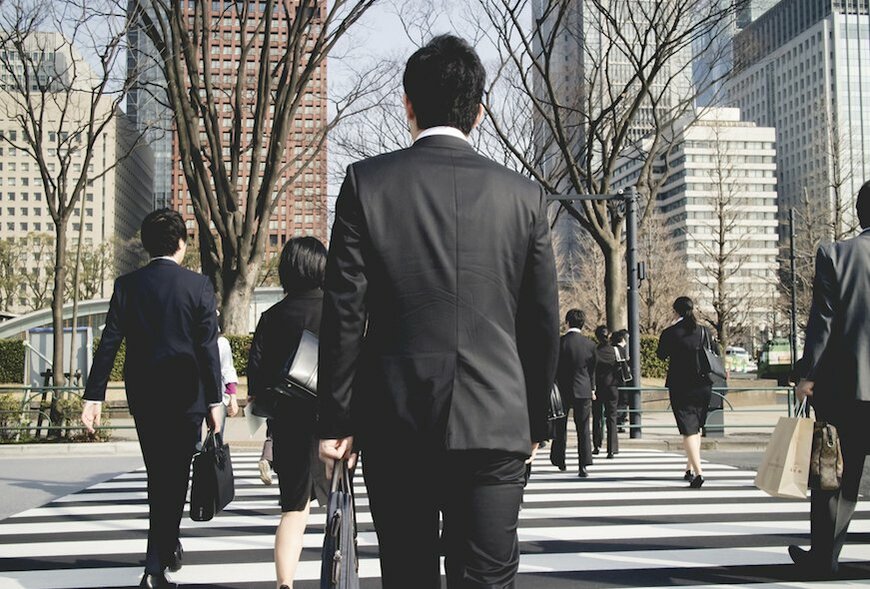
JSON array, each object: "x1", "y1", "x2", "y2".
[
  {"x1": 151, "y1": 256, "x2": 179, "y2": 264},
  {"x1": 415, "y1": 126, "x2": 470, "y2": 144},
  {"x1": 566, "y1": 328, "x2": 583, "y2": 334}
]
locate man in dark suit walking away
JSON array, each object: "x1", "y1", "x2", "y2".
[
  {"x1": 550, "y1": 309, "x2": 597, "y2": 477},
  {"x1": 317, "y1": 35, "x2": 560, "y2": 589},
  {"x1": 81, "y1": 210, "x2": 223, "y2": 589},
  {"x1": 791, "y1": 181, "x2": 870, "y2": 577}
]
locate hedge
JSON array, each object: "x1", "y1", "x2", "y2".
[
  {"x1": 93, "y1": 334, "x2": 252, "y2": 379},
  {"x1": 640, "y1": 335, "x2": 668, "y2": 380},
  {"x1": 0, "y1": 339, "x2": 25, "y2": 384}
]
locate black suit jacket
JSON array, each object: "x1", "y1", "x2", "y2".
[
  {"x1": 83, "y1": 259, "x2": 222, "y2": 416},
  {"x1": 556, "y1": 332, "x2": 597, "y2": 401},
  {"x1": 248, "y1": 288, "x2": 323, "y2": 400},
  {"x1": 594, "y1": 344, "x2": 619, "y2": 399},
  {"x1": 317, "y1": 134, "x2": 560, "y2": 454},
  {"x1": 656, "y1": 321, "x2": 708, "y2": 391},
  {"x1": 802, "y1": 231, "x2": 870, "y2": 422}
]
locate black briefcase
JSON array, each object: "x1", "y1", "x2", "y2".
[
  {"x1": 321, "y1": 460, "x2": 359, "y2": 589},
  {"x1": 189, "y1": 430, "x2": 235, "y2": 522}
]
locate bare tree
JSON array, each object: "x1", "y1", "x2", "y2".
[
  {"x1": 472, "y1": 0, "x2": 746, "y2": 329},
  {"x1": 64, "y1": 240, "x2": 112, "y2": 300},
  {"x1": 0, "y1": 0, "x2": 139, "y2": 384},
  {"x1": 552, "y1": 223, "x2": 607, "y2": 328},
  {"x1": 0, "y1": 239, "x2": 24, "y2": 313},
  {"x1": 130, "y1": 0, "x2": 380, "y2": 333},
  {"x1": 639, "y1": 210, "x2": 692, "y2": 335},
  {"x1": 21, "y1": 233, "x2": 55, "y2": 312}
]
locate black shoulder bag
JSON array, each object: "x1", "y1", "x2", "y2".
[
  {"x1": 698, "y1": 327, "x2": 727, "y2": 383},
  {"x1": 252, "y1": 329, "x2": 319, "y2": 419}
]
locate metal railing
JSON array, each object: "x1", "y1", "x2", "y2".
[
  {"x1": 616, "y1": 385, "x2": 794, "y2": 438},
  {"x1": 0, "y1": 384, "x2": 133, "y2": 442}
]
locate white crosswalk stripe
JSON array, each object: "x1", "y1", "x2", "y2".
[{"x1": 1, "y1": 449, "x2": 869, "y2": 588}]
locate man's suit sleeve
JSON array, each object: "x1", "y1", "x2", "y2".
[
  {"x1": 247, "y1": 316, "x2": 266, "y2": 399},
  {"x1": 803, "y1": 245, "x2": 837, "y2": 382},
  {"x1": 195, "y1": 277, "x2": 223, "y2": 406},
  {"x1": 318, "y1": 165, "x2": 369, "y2": 439},
  {"x1": 84, "y1": 279, "x2": 125, "y2": 402},
  {"x1": 517, "y1": 188, "x2": 560, "y2": 443}
]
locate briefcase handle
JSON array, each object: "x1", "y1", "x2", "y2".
[{"x1": 330, "y1": 459, "x2": 351, "y2": 494}]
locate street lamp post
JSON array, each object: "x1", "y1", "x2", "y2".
[{"x1": 548, "y1": 188, "x2": 644, "y2": 438}]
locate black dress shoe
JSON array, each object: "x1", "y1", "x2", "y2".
[
  {"x1": 689, "y1": 474, "x2": 705, "y2": 488},
  {"x1": 684, "y1": 469, "x2": 694, "y2": 481},
  {"x1": 166, "y1": 543, "x2": 183, "y2": 573},
  {"x1": 549, "y1": 455, "x2": 566, "y2": 471},
  {"x1": 578, "y1": 467, "x2": 589, "y2": 478},
  {"x1": 606, "y1": 452, "x2": 614, "y2": 459},
  {"x1": 788, "y1": 545, "x2": 838, "y2": 577},
  {"x1": 139, "y1": 572, "x2": 177, "y2": 589},
  {"x1": 592, "y1": 447, "x2": 600, "y2": 455}
]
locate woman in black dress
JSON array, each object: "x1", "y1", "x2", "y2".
[
  {"x1": 656, "y1": 296, "x2": 712, "y2": 488},
  {"x1": 247, "y1": 237, "x2": 330, "y2": 587},
  {"x1": 592, "y1": 325, "x2": 619, "y2": 458}
]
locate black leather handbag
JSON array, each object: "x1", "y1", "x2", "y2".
[
  {"x1": 252, "y1": 329, "x2": 319, "y2": 419},
  {"x1": 189, "y1": 430, "x2": 235, "y2": 522},
  {"x1": 613, "y1": 345, "x2": 632, "y2": 385},
  {"x1": 809, "y1": 420, "x2": 844, "y2": 491},
  {"x1": 698, "y1": 327, "x2": 727, "y2": 383},
  {"x1": 320, "y1": 460, "x2": 359, "y2": 589},
  {"x1": 548, "y1": 383, "x2": 566, "y2": 421}
]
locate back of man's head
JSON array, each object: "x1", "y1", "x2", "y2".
[
  {"x1": 857, "y1": 180, "x2": 870, "y2": 229},
  {"x1": 141, "y1": 209, "x2": 187, "y2": 258},
  {"x1": 566, "y1": 309, "x2": 585, "y2": 330},
  {"x1": 403, "y1": 35, "x2": 486, "y2": 135}
]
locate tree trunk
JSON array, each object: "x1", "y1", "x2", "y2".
[
  {"x1": 51, "y1": 222, "x2": 68, "y2": 388},
  {"x1": 603, "y1": 239, "x2": 627, "y2": 330},
  {"x1": 219, "y1": 263, "x2": 260, "y2": 335}
]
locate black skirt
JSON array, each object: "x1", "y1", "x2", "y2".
[
  {"x1": 271, "y1": 406, "x2": 329, "y2": 512},
  {"x1": 669, "y1": 385, "x2": 712, "y2": 436}
]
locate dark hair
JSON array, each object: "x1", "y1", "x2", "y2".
[
  {"x1": 858, "y1": 180, "x2": 870, "y2": 229},
  {"x1": 611, "y1": 329, "x2": 628, "y2": 345},
  {"x1": 279, "y1": 236, "x2": 327, "y2": 293},
  {"x1": 403, "y1": 35, "x2": 486, "y2": 135},
  {"x1": 673, "y1": 296, "x2": 698, "y2": 332},
  {"x1": 594, "y1": 325, "x2": 610, "y2": 344},
  {"x1": 141, "y1": 208, "x2": 187, "y2": 257},
  {"x1": 565, "y1": 308, "x2": 585, "y2": 329}
]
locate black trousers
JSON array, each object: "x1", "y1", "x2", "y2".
[
  {"x1": 550, "y1": 399, "x2": 593, "y2": 468},
  {"x1": 362, "y1": 445, "x2": 527, "y2": 589},
  {"x1": 809, "y1": 402, "x2": 870, "y2": 570},
  {"x1": 592, "y1": 393, "x2": 618, "y2": 455},
  {"x1": 135, "y1": 412, "x2": 202, "y2": 574}
]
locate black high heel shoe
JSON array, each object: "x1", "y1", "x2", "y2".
[
  {"x1": 689, "y1": 474, "x2": 705, "y2": 488},
  {"x1": 684, "y1": 469, "x2": 694, "y2": 481}
]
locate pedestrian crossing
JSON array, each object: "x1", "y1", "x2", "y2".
[{"x1": 1, "y1": 449, "x2": 870, "y2": 588}]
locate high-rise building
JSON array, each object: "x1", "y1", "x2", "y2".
[
  {"x1": 726, "y1": 0, "x2": 870, "y2": 234},
  {"x1": 127, "y1": 1, "x2": 329, "y2": 249},
  {"x1": 614, "y1": 108, "x2": 779, "y2": 342},
  {"x1": 0, "y1": 33, "x2": 154, "y2": 312}
]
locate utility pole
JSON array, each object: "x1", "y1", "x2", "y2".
[{"x1": 789, "y1": 208, "x2": 798, "y2": 369}]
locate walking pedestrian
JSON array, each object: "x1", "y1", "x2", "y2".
[
  {"x1": 656, "y1": 296, "x2": 712, "y2": 488},
  {"x1": 789, "y1": 180, "x2": 870, "y2": 577},
  {"x1": 593, "y1": 326, "x2": 619, "y2": 459},
  {"x1": 317, "y1": 34, "x2": 560, "y2": 588},
  {"x1": 81, "y1": 209, "x2": 223, "y2": 589},
  {"x1": 247, "y1": 237, "x2": 330, "y2": 588},
  {"x1": 551, "y1": 309, "x2": 597, "y2": 477}
]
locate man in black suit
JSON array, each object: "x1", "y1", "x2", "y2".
[
  {"x1": 81, "y1": 210, "x2": 223, "y2": 589},
  {"x1": 791, "y1": 181, "x2": 870, "y2": 577},
  {"x1": 550, "y1": 309, "x2": 597, "y2": 477},
  {"x1": 317, "y1": 35, "x2": 560, "y2": 588}
]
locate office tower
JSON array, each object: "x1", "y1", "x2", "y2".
[
  {"x1": 614, "y1": 108, "x2": 779, "y2": 341},
  {"x1": 727, "y1": 0, "x2": 870, "y2": 235}
]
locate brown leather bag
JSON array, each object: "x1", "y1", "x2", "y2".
[{"x1": 809, "y1": 421, "x2": 844, "y2": 491}]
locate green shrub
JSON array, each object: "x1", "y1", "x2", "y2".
[
  {"x1": 641, "y1": 335, "x2": 668, "y2": 379},
  {"x1": 0, "y1": 339, "x2": 25, "y2": 384},
  {"x1": 0, "y1": 393, "x2": 20, "y2": 441},
  {"x1": 226, "y1": 334, "x2": 252, "y2": 376},
  {"x1": 93, "y1": 338, "x2": 126, "y2": 381}
]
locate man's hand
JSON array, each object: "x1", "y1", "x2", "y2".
[
  {"x1": 227, "y1": 395, "x2": 239, "y2": 417},
  {"x1": 592, "y1": 391, "x2": 597, "y2": 401},
  {"x1": 796, "y1": 379, "x2": 815, "y2": 403},
  {"x1": 319, "y1": 436, "x2": 356, "y2": 479},
  {"x1": 526, "y1": 441, "x2": 540, "y2": 465},
  {"x1": 207, "y1": 404, "x2": 224, "y2": 434},
  {"x1": 81, "y1": 401, "x2": 101, "y2": 434}
]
